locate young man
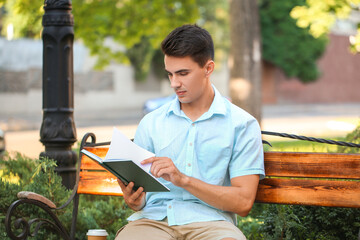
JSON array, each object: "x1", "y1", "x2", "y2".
[{"x1": 116, "y1": 24, "x2": 265, "y2": 240}]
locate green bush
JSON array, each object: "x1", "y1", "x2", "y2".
[
  {"x1": 0, "y1": 153, "x2": 133, "y2": 239},
  {"x1": 337, "y1": 124, "x2": 360, "y2": 154},
  {"x1": 260, "y1": 204, "x2": 360, "y2": 240},
  {"x1": 237, "y1": 204, "x2": 267, "y2": 239},
  {"x1": 76, "y1": 195, "x2": 133, "y2": 239}
]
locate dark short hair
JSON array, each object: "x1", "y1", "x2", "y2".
[{"x1": 161, "y1": 24, "x2": 214, "y2": 67}]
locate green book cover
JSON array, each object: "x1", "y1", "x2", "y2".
[{"x1": 81, "y1": 149, "x2": 170, "y2": 192}]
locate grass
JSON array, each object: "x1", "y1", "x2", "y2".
[{"x1": 263, "y1": 137, "x2": 345, "y2": 153}]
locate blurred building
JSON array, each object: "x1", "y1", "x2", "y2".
[
  {"x1": 263, "y1": 11, "x2": 360, "y2": 105},
  {"x1": 0, "y1": 37, "x2": 228, "y2": 118}
]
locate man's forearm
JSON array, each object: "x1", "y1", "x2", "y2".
[
  {"x1": 142, "y1": 156, "x2": 259, "y2": 216},
  {"x1": 178, "y1": 174, "x2": 259, "y2": 217}
]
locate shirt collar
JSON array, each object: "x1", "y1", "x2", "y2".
[
  {"x1": 208, "y1": 85, "x2": 227, "y2": 116},
  {"x1": 167, "y1": 96, "x2": 181, "y2": 116},
  {"x1": 166, "y1": 85, "x2": 227, "y2": 118}
]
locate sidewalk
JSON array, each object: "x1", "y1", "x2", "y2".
[
  {"x1": 2, "y1": 103, "x2": 359, "y2": 158},
  {"x1": 261, "y1": 103, "x2": 359, "y2": 138}
]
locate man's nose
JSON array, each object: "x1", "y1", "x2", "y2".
[{"x1": 170, "y1": 76, "x2": 181, "y2": 89}]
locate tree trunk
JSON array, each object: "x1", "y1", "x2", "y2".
[{"x1": 229, "y1": 0, "x2": 262, "y2": 123}]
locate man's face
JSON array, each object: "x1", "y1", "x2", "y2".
[{"x1": 164, "y1": 55, "x2": 212, "y2": 105}]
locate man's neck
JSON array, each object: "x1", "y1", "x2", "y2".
[{"x1": 181, "y1": 86, "x2": 215, "y2": 122}]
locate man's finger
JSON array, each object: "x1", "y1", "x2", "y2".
[
  {"x1": 141, "y1": 157, "x2": 157, "y2": 165},
  {"x1": 151, "y1": 162, "x2": 169, "y2": 177},
  {"x1": 117, "y1": 178, "x2": 127, "y2": 190},
  {"x1": 118, "y1": 180, "x2": 135, "y2": 195},
  {"x1": 130, "y1": 187, "x2": 144, "y2": 201}
]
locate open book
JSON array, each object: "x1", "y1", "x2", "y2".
[{"x1": 81, "y1": 128, "x2": 170, "y2": 192}]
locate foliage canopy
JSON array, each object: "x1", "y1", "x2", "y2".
[
  {"x1": 1, "y1": 0, "x2": 357, "y2": 82},
  {"x1": 71, "y1": 0, "x2": 200, "y2": 80},
  {"x1": 291, "y1": 0, "x2": 360, "y2": 53},
  {"x1": 259, "y1": 0, "x2": 328, "y2": 82}
]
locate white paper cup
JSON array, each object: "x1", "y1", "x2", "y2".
[{"x1": 87, "y1": 229, "x2": 108, "y2": 240}]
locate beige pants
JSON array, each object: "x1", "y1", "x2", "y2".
[{"x1": 115, "y1": 218, "x2": 246, "y2": 240}]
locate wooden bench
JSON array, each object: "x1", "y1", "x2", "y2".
[{"x1": 5, "y1": 132, "x2": 360, "y2": 239}]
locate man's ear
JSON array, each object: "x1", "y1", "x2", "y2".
[{"x1": 205, "y1": 60, "x2": 215, "y2": 76}]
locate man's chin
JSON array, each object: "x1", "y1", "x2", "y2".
[{"x1": 178, "y1": 97, "x2": 191, "y2": 104}]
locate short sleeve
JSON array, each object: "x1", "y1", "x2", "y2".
[
  {"x1": 229, "y1": 118, "x2": 265, "y2": 180},
  {"x1": 133, "y1": 115, "x2": 155, "y2": 154}
]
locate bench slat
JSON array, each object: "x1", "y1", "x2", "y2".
[
  {"x1": 256, "y1": 178, "x2": 360, "y2": 208},
  {"x1": 78, "y1": 171, "x2": 123, "y2": 196},
  {"x1": 264, "y1": 152, "x2": 360, "y2": 179},
  {"x1": 83, "y1": 146, "x2": 108, "y2": 157},
  {"x1": 81, "y1": 147, "x2": 109, "y2": 170},
  {"x1": 81, "y1": 156, "x2": 107, "y2": 170}
]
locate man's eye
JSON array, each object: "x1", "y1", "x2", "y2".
[{"x1": 179, "y1": 72, "x2": 188, "y2": 76}]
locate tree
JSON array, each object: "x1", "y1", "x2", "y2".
[
  {"x1": 0, "y1": 0, "x2": 201, "y2": 81},
  {"x1": 72, "y1": 0, "x2": 201, "y2": 81},
  {"x1": 0, "y1": 0, "x2": 43, "y2": 38},
  {"x1": 290, "y1": 0, "x2": 360, "y2": 53},
  {"x1": 227, "y1": 0, "x2": 335, "y2": 120},
  {"x1": 260, "y1": 0, "x2": 328, "y2": 82},
  {"x1": 70, "y1": 0, "x2": 229, "y2": 80},
  {"x1": 229, "y1": 0, "x2": 262, "y2": 122},
  {"x1": 0, "y1": 0, "x2": 231, "y2": 81}
]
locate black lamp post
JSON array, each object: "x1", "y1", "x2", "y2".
[{"x1": 40, "y1": 0, "x2": 77, "y2": 189}]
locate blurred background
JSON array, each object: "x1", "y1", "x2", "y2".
[{"x1": 0, "y1": 0, "x2": 359, "y2": 158}]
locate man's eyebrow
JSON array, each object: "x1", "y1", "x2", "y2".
[{"x1": 165, "y1": 69, "x2": 191, "y2": 74}]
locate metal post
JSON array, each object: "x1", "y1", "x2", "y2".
[{"x1": 40, "y1": 0, "x2": 77, "y2": 189}]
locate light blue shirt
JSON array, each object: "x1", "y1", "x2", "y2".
[{"x1": 129, "y1": 86, "x2": 265, "y2": 226}]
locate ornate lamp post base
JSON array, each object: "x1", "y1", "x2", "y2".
[{"x1": 40, "y1": 0, "x2": 77, "y2": 189}]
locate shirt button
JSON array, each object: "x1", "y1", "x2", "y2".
[
  {"x1": 187, "y1": 163, "x2": 191, "y2": 167},
  {"x1": 192, "y1": 123, "x2": 195, "y2": 127},
  {"x1": 168, "y1": 205, "x2": 172, "y2": 209},
  {"x1": 189, "y1": 142, "x2": 193, "y2": 146}
]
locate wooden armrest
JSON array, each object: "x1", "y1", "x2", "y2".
[{"x1": 17, "y1": 191, "x2": 57, "y2": 209}]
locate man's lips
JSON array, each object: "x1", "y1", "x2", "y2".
[{"x1": 176, "y1": 90, "x2": 186, "y2": 97}]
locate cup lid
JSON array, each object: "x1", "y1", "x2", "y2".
[{"x1": 86, "y1": 229, "x2": 108, "y2": 236}]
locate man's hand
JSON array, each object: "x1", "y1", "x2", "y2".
[
  {"x1": 117, "y1": 179, "x2": 146, "y2": 211},
  {"x1": 141, "y1": 157, "x2": 189, "y2": 187}
]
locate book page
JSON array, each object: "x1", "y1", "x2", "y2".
[{"x1": 104, "y1": 127, "x2": 154, "y2": 173}]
